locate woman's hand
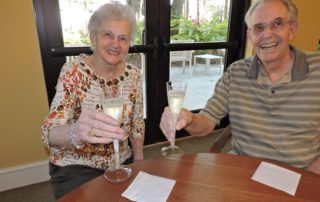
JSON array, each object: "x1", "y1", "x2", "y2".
[{"x1": 77, "y1": 108, "x2": 124, "y2": 145}]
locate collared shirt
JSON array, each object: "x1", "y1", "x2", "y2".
[{"x1": 201, "y1": 46, "x2": 320, "y2": 168}]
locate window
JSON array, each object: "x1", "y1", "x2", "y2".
[{"x1": 33, "y1": 0, "x2": 250, "y2": 144}]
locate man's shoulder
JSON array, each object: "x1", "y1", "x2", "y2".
[
  {"x1": 304, "y1": 50, "x2": 320, "y2": 59},
  {"x1": 228, "y1": 56, "x2": 253, "y2": 71},
  {"x1": 301, "y1": 51, "x2": 320, "y2": 69}
]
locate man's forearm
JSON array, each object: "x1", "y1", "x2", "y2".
[{"x1": 306, "y1": 156, "x2": 320, "y2": 175}]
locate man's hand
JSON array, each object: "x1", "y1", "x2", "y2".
[
  {"x1": 306, "y1": 156, "x2": 320, "y2": 175},
  {"x1": 159, "y1": 107, "x2": 193, "y2": 145}
]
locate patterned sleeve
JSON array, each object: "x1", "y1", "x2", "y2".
[
  {"x1": 41, "y1": 63, "x2": 79, "y2": 148},
  {"x1": 129, "y1": 68, "x2": 145, "y2": 142}
]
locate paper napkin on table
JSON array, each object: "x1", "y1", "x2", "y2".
[
  {"x1": 251, "y1": 161, "x2": 301, "y2": 196},
  {"x1": 122, "y1": 171, "x2": 176, "y2": 202}
]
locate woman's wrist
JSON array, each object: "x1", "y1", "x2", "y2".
[{"x1": 71, "y1": 121, "x2": 84, "y2": 149}]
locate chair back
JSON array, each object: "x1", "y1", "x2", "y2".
[
  {"x1": 209, "y1": 125, "x2": 232, "y2": 153},
  {"x1": 170, "y1": 40, "x2": 194, "y2": 63}
]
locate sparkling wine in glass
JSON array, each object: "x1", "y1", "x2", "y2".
[
  {"x1": 101, "y1": 86, "x2": 132, "y2": 183},
  {"x1": 161, "y1": 81, "x2": 187, "y2": 160}
]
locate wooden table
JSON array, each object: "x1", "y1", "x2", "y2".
[{"x1": 58, "y1": 153, "x2": 320, "y2": 202}]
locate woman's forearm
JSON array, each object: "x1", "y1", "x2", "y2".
[
  {"x1": 48, "y1": 124, "x2": 74, "y2": 149},
  {"x1": 131, "y1": 137, "x2": 144, "y2": 160}
]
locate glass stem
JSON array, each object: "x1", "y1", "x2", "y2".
[
  {"x1": 113, "y1": 139, "x2": 120, "y2": 169},
  {"x1": 171, "y1": 117, "x2": 177, "y2": 147}
]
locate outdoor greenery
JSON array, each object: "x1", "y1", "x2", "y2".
[
  {"x1": 64, "y1": 19, "x2": 145, "y2": 46},
  {"x1": 62, "y1": 1, "x2": 228, "y2": 48},
  {"x1": 64, "y1": 29, "x2": 90, "y2": 46},
  {"x1": 170, "y1": 15, "x2": 228, "y2": 42},
  {"x1": 135, "y1": 20, "x2": 145, "y2": 45},
  {"x1": 64, "y1": 15, "x2": 228, "y2": 46}
]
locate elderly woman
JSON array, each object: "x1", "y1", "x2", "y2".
[{"x1": 41, "y1": 3, "x2": 144, "y2": 199}]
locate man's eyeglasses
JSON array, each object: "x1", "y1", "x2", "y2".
[{"x1": 249, "y1": 18, "x2": 293, "y2": 36}]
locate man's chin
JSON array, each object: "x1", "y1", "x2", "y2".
[{"x1": 256, "y1": 54, "x2": 278, "y2": 64}]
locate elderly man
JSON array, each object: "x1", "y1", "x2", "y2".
[{"x1": 160, "y1": 0, "x2": 320, "y2": 174}]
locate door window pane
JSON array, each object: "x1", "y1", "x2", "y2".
[
  {"x1": 59, "y1": 0, "x2": 145, "y2": 46},
  {"x1": 170, "y1": 0, "x2": 230, "y2": 42},
  {"x1": 170, "y1": 0, "x2": 230, "y2": 110},
  {"x1": 127, "y1": 53, "x2": 146, "y2": 118},
  {"x1": 169, "y1": 49, "x2": 225, "y2": 110},
  {"x1": 59, "y1": 0, "x2": 146, "y2": 117}
]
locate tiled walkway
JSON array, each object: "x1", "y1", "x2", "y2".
[
  {"x1": 142, "y1": 64, "x2": 224, "y2": 117},
  {"x1": 169, "y1": 65, "x2": 223, "y2": 110}
]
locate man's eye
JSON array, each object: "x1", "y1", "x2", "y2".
[
  {"x1": 254, "y1": 24, "x2": 265, "y2": 32},
  {"x1": 105, "y1": 33, "x2": 111, "y2": 36},
  {"x1": 273, "y1": 20, "x2": 283, "y2": 27}
]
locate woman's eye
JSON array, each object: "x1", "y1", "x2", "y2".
[
  {"x1": 103, "y1": 32, "x2": 113, "y2": 39},
  {"x1": 119, "y1": 36, "x2": 129, "y2": 43}
]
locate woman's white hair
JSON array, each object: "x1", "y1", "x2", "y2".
[{"x1": 88, "y1": 3, "x2": 136, "y2": 49}]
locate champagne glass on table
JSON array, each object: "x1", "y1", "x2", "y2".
[
  {"x1": 101, "y1": 86, "x2": 132, "y2": 183},
  {"x1": 161, "y1": 81, "x2": 187, "y2": 160}
]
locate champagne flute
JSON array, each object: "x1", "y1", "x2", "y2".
[
  {"x1": 101, "y1": 86, "x2": 132, "y2": 183},
  {"x1": 161, "y1": 81, "x2": 187, "y2": 160}
]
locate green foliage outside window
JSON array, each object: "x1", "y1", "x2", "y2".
[
  {"x1": 63, "y1": 16, "x2": 228, "y2": 47},
  {"x1": 134, "y1": 20, "x2": 145, "y2": 45},
  {"x1": 64, "y1": 29, "x2": 90, "y2": 47},
  {"x1": 170, "y1": 15, "x2": 228, "y2": 42},
  {"x1": 64, "y1": 20, "x2": 144, "y2": 47}
]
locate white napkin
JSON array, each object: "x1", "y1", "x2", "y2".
[
  {"x1": 122, "y1": 171, "x2": 176, "y2": 202},
  {"x1": 251, "y1": 161, "x2": 301, "y2": 195}
]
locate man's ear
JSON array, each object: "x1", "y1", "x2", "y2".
[
  {"x1": 289, "y1": 22, "x2": 299, "y2": 40},
  {"x1": 247, "y1": 29, "x2": 252, "y2": 41}
]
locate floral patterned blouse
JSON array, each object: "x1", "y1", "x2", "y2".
[{"x1": 41, "y1": 54, "x2": 145, "y2": 169}]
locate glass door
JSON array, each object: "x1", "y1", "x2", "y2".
[
  {"x1": 33, "y1": 0, "x2": 249, "y2": 144},
  {"x1": 169, "y1": 0, "x2": 231, "y2": 110}
]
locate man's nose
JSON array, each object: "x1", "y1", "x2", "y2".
[{"x1": 261, "y1": 24, "x2": 274, "y2": 37}]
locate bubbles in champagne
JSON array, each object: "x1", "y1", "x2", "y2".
[
  {"x1": 167, "y1": 90, "x2": 185, "y2": 118},
  {"x1": 102, "y1": 99, "x2": 124, "y2": 122}
]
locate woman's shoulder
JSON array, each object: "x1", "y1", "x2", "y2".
[
  {"x1": 60, "y1": 54, "x2": 92, "y2": 75},
  {"x1": 60, "y1": 54, "x2": 92, "y2": 82},
  {"x1": 125, "y1": 62, "x2": 142, "y2": 78}
]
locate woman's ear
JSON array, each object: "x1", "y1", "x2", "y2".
[{"x1": 89, "y1": 33, "x2": 96, "y2": 51}]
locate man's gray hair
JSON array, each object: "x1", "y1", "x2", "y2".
[
  {"x1": 88, "y1": 3, "x2": 136, "y2": 40},
  {"x1": 245, "y1": 0, "x2": 298, "y2": 27}
]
